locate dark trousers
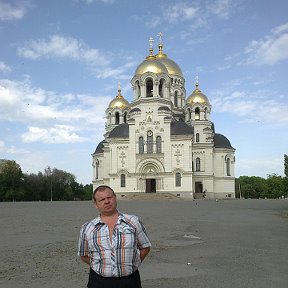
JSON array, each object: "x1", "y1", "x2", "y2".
[{"x1": 87, "y1": 268, "x2": 142, "y2": 288}]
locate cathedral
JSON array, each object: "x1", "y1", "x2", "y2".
[{"x1": 92, "y1": 35, "x2": 236, "y2": 199}]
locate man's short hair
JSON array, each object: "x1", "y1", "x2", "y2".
[{"x1": 93, "y1": 185, "x2": 115, "y2": 202}]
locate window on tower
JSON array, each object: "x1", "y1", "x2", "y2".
[
  {"x1": 196, "y1": 157, "x2": 201, "y2": 171},
  {"x1": 120, "y1": 174, "x2": 126, "y2": 187},
  {"x1": 136, "y1": 80, "x2": 141, "y2": 98},
  {"x1": 195, "y1": 107, "x2": 200, "y2": 120},
  {"x1": 146, "y1": 78, "x2": 153, "y2": 97},
  {"x1": 95, "y1": 159, "x2": 99, "y2": 179},
  {"x1": 156, "y1": 136, "x2": 162, "y2": 153},
  {"x1": 174, "y1": 91, "x2": 178, "y2": 107},
  {"x1": 159, "y1": 79, "x2": 164, "y2": 98},
  {"x1": 115, "y1": 112, "x2": 120, "y2": 124},
  {"x1": 147, "y1": 131, "x2": 153, "y2": 153},
  {"x1": 139, "y1": 137, "x2": 144, "y2": 154},
  {"x1": 226, "y1": 158, "x2": 231, "y2": 176},
  {"x1": 175, "y1": 172, "x2": 181, "y2": 187}
]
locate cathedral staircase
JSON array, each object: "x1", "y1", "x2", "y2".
[{"x1": 117, "y1": 192, "x2": 181, "y2": 200}]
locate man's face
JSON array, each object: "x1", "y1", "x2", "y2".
[{"x1": 94, "y1": 188, "x2": 117, "y2": 216}]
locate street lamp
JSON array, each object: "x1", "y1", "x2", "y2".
[
  {"x1": 50, "y1": 171, "x2": 53, "y2": 202},
  {"x1": 47, "y1": 166, "x2": 53, "y2": 202}
]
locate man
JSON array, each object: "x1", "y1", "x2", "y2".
[{"x1": 78, "y1": 185, "x2": 151, "y2": 288}]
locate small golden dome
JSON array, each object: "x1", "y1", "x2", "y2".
[
  {"x1": 187, "y1": 83, "x2": 210, "y2": 105},
  {"x1": 109, "y1": 83, "x2": 130, "y2": 109}
]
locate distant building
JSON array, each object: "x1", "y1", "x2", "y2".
[{"x1": 92, "y1": 36, "x2": 236, "y2": 199}]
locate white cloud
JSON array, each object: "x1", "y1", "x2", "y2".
[
  {"x1": 80, "y1": 0, "x2": 115, "y2": 4},
  {"x1": 18, "y1": 35, "x2": 110, "y2": 67},
  {"x1": 208, "y1": 0, "x2": 236, "y2": 19},
  {"x1": 145, "y1": 15, "x2": 161, "y2": 28},
  {"x1": 211, "y1": 89, "x2": 288, "y2": 125},
  {"x1": 0, "y1": 78, "x2": 109, "y2": 143},
  {"x1": 237, "y1": 157, "x2": 284, "y2": 178},
  {"x1": 21, "y1": 125, "x2": 88, "y2": 144},
  {"x1": 164, "y1": 2, "x2": 199, "y2": 23},
  {"x1": 0, "y1": 1, "x2": 30, "y2": 21},
  {"x1": 0, "y1": 61, "x2": 12, "y2": 73},
  {"x1": 0, "y1": 140, "x2": 5, "y2": 150},
  {"x1": 0, "y1": 140, "x2": 29, "y2": 154},
  {"x1": 17, "y1": 35, "x2": 135, "y2": 79},
  {"x1": 245, "y1": 22, "x2": 288, "y2": 65}
]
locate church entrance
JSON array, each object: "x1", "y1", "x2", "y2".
[
  {"x1": 195, "y1": 182, "x2": 203, "y2": 193},
  {"x1": 146, "y1": 179, "x2": 156, "y2": 193}
]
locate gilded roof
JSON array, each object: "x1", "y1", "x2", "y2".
[
  {"x1": 155, "y1": 43, "x2": 183, "y2": 77},
  {"x1": 187, "y1": 83, "x2": 210, "y2": 105},
  {"x1": 109, "y1": 95, "x2": 130, "y2": 109},
  {"x1": 108, "y1": 83, "x2": 130, "y2": 109},
  {"x1": 135, "y1": 57, "x2": 168, "y2": 75}
]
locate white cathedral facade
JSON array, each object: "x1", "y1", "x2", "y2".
[{"x1": 92, "y1": 36, "x2": 236, "y2": 199}]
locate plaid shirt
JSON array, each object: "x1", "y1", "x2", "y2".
[{"x1": 78, "y1": 212, "x2": 151, "y2": 277}]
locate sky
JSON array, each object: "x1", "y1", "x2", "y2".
[{"x1": 0, "y1": 0, "x2": 288, "y2": 185}]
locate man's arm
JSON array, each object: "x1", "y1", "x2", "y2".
[
  {"x1": 140, "y1": 247, "x2": 150, "y2": 262},
  {"x1": 80, "y1": 255, "x2": 90, "y2": 265}
]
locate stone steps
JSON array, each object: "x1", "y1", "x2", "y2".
[{"x1": 117, "y1": 192, "x2": 180, "y2": 200}]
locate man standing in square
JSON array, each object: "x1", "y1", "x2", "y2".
[{"x1": 78, "y1": 185, "x2": 151, "y2": 288}]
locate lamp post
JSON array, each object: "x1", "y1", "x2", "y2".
[
  {"x1": 47, "y1": 166, "x2": 53, "y2": 202},
  {"x1": 50, "y1": 171, "x2": 53, "y2": 202}
]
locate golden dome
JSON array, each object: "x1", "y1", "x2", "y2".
[
  {"x1": 155, "y1": 43, "x2": 183, "y2": 77},
  {"x1": 135, "y1": 36, "x2": 169, "y2": 75},
  {"x1": 109, "y1": 83, "x2": 130, "y2": 109},
  {"x1": 135, "y1": 57, "x2": 168, "y2": 75},
  {"x1": 187, "y1": 83, "x2": 210, "y2": 105}
]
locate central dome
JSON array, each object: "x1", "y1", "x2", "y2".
[
  {"x1": 135, "y1": 56, "x2": 168, "y2": 75},
  {"x1": 155, "y1": 43, "x2": 183, "y2": 77}
]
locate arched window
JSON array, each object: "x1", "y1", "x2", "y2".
[
  {"x1": 188, "y1": 108, "x2": 191, "y2": 120},
  {"x1": 174, "y1": 91, "x2": 178, "y2": 107},
  {"x1": 95, "y1": 159, "x2": 99, "y2": 179},
  {"x1": 146, "y1": 78, "x2": 153, "y2": 97},
  {"x1": 120, "y1": 174, "x2": 126, "y2": 187},
  {"x1": 108, "y1": 112, "x2": 112, "y2": 124},
  {"x1": 123, "y1": 112, "x2": 127, "y2": 123},
  {"x1": 175, "y1": 172, "x2": 181, "y2": 187},
  {"x1": 136, "y1": 80, "x2": 141, "y2": 98},
  {"x1": 147, "y1": 131, "x2": 153, "y2": 153},
  {"x1": 226, "y1": 158, "x2": 231, "y2": 176},
  {"x1": 196, "y1": 157, "x2": 201, "y2": 171},
  {"x1": 139, "y1": 137, "x2": 144, "y2": 154},
  {"x1": 159, "y1": 79, "x2": 164, "y2": 98},
  {"x1": 195, "y1": 107, "x2": 200, "y2": 120},
  {"x1": 196, "y1": 133, "x2": 200, "y2": 142},
  {"x1": 204, "y1": 107, "x2": 208, "y2": 120},
  {"x1": 156, "y1": 136, "x2": 161, "y2": 153},
  {"x1": 115, "y1": 112, "x2": 120, "y2": 124}
]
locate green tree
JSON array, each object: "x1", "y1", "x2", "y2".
[
  {"x1": 284, "y1": 154, "x2": 288, "y2": 178},
  {"x1": 237, "y1": 176, "x2": 267, "y2": 199},
  {"x1": 264, "y1": 174, "x2": 285, "y2": 199},
  {"x1": 0, "y1": 160, "x2": 24, "y2": 201}
]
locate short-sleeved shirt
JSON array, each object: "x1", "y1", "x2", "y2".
[{"x1": 78, "y1": 212, "x2": 151, "y2": 277}]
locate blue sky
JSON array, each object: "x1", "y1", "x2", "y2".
[{"x1": 0, "y1": 0, "x2": 288, "y2": 185}]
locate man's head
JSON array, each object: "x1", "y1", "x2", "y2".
[{"x1": 93, "y1": 185, "x2": 117, "y2": 216}]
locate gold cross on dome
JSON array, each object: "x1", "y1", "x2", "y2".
[
  {"x1": 149, "y1": 37, "x2": 154, "y2": 48},
  {"x1": 158, "y1": 32, "x2": 163, "y2": 44}
]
